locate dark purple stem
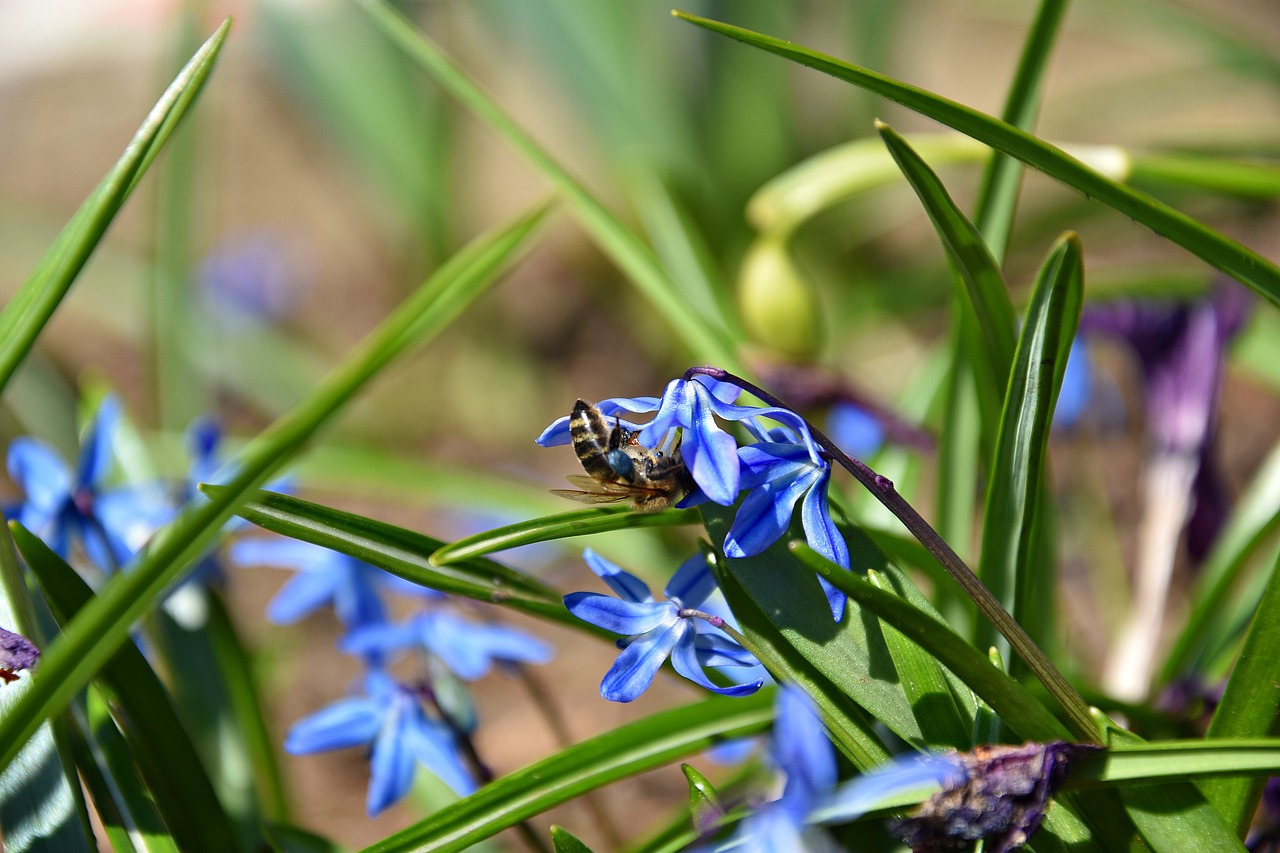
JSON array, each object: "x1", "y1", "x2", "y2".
[{"x1": 686, "y1": 366, "x2": 1099, "y2": 744}]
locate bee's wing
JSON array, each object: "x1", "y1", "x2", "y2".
[
  {"x1": 552, "y1": 476, "x2": 631, "y2": 504},
  {"x1": 550, "y1": 489, "x2": 631, "y2": 505}
]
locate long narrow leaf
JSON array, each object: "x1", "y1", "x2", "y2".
[
  {"x1": 429, "y1": 507, "x2": 699, "y2": 565},
  {"x1": 673, "y1": 11, "x2": 1280, "y2": 309},
  {"x1": 0, "y1": 21, "x2": 230, "y2": 392},
  {"x1": 0, "y1": 201, "x2": 551, "y2": 772},
  {"x1": 360, "y1": 691, "x2": 774, "y2": 853},
  {"x1": 1202, "y1": 547, "x2": 1280, "y2": 832},
  {"x1": 358, "y1": 0, "x2": 742, "y2": 370},
  {"x1": 975, "y1": 234, "x2": 1082, "y2": 651},
  {"x1": 791, "y1": 544, "x2": 1070, "y2": 742},
  {"x1": 14, "y1": 523, "x2": 242, "y2": 853}
]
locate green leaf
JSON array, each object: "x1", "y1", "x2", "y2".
[
  {"x1": 971, "y1": 0, "x2": 1069, "y2": 260},
  {"x1": 429, "y1": 507, "x2": 699, "y2": 565},
  {"x1": 359, "y1": 691, "x2": 774, "y2": 853},
  {"x1": 0, "y1": 520, "x2": 94, "y2": 853},
  {"x1": 790, "y1": 544, "x2": 1070, "y2": 743},
  {"x1": 263, "y1": 823, "x2": 348, "y2": 853},
  {"x1": 672, "y1": 11, "x2": 1280, "y2": 309},
  {"x1": 0, "y1": 20, "x2": 230, "y2": 393},
  {"x1": 1070, "y1": 739, "x2": 1280, "y2": 786},
  {"x1": 0, "y1": 201, "x2": 551, "y2": 773},
  {"x1": 14, "y1": 523, "x2": 242, "y2": 853},
  {"x1": 877, "y1": 122, "x2": 1017, "y2": 454},
  {"x1": 1202, "y1": 546, "x2": 1280, "y2": 832},
  {"x1": 1160, "y1": 439, "x2": 1280, "y2": 681},
  {"x1": 72, "y1": 690, "x2": 182, "y2": 853},
  {"x1": 358, "y1": 0, "x2": 743, "y2": 371},
  {"x1": 681, "y1": 764, "x2": 725, "y2": 833},
  {"x1": 550, "y1": 826, "x2": 595, "y2": 853},
  {"x1": 975, "y1": 234, "x2": 1082, "y2": 653},
  {"x1": 215, "y1": 488, "x2": 596, "y2": 636}
]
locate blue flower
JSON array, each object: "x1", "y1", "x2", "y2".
[
  {"x1": 564, "y1": 550, "x2": 762, "y2": 702},
  {"x1": 341, "y1": 609, "x2": 554, "y2": 680},
  {"x1": 284, "y1": 669, "x2": 474, "y2": 815},
  {"x1": 826, "y1": 402, "x2": 885, "y2": 458},
  {"x1": 723, "y1": 438, "x2": 850, "y2": 619},
  {"x1": 722, "y1": 686, "x2": 963, "y2": 852},
  {"x1": 638, "y1": 375, "x2": 814, "y2": 506},
  {"x1": 6, "y1": 396, "x2": 172, "y2": 572},
  {"x1": 229, "y1": 538, "x2": 419, "y2": 630}
]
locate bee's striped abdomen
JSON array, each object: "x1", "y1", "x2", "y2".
[{"x1": 570, "y1": 399, "x2": 621, "y2": 480}]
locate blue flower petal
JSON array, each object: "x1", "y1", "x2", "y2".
[
  {"x1": 366, "y1": 699, "x2": 417, "y2": 815},
  {"x1": 827, "y1": 403, "x2": 885, "y2": 458},
  {"x1": 266, "y1": 570, "x2": 343, "y2": 624},
  {"x1": 583, "y1": 549, "x2": 653, "y2": 603},
  {"x1": 813, "y1": 754, "x2": 964, "y2": 825},
  {"x1": 599, "y1": 622, "x2": 685, "y2": 702},
  {"x1": 694, "y1": 632, "x2": 760, "y2": 668},
  {"x1": 800, "y1": 469, "x2": 850, "y2": 570},
  {"x1": 77, "y1": 395, "x2": 121, "y2": 489},
  {"x1": 723, "y1": 468, "x2": 819, "y2": 559},
  {"x1": 670, "y1": 630, "x2": 762, "y2": 697},
  {"x1": 565, "y1": 593, "x2": 675, "y2": 636},
  {"x1": 403, "y1": 715, "x2": 475, "y2": 796},
  {"x1": 340, "y1": 620, "x2": 418, "y2": 658},
  {"x1": 664, "y1": 553, "x2": 716, "y2": 609},
  {"x1": 284, "y1": 697, "x2": 381, "y2": 753},
  {"x1": 6, "y1": 439, "x2": 72, "y2": 518},
  {"x1": 774, "y1": 686, "x2": 837, "y2": 802}
]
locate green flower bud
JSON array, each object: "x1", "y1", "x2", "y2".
[{"x1": 737, "y1": 235, "x2": 823, "y2": 361}]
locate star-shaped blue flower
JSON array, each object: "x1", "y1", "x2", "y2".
[
  {"x1": 6, "y1": 396, "x2": 172, "y2": 572},
  {"x1": 341, "y1": 609, "x2": 554, "y2": 680},
  {"x1": 564, "y1": 549, "x2": 762, "y2": 702},
  {"x1": 723, "y1": 437, "x2": 850, "y2": 619},
  {"x1": 284, "y1": 669, "x2": 474, "y2": 815},
  {"x1": 721, "y1": 686, "x2": 963, "y2": 852}
]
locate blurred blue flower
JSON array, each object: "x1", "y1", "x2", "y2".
[
  {"x1": 723, "y1": 438, "x2": 850, "y2": 620},
  {"x1": 564, "y1": 550, "x2": 762, "y2": 702},
  {"x1": 197, "y1": 232, "x2": 304, "y2": 326},
  {"x1": 825, "y1": 402, "x2": 885, "y2": 458},
  {"x1": 6, "y1": 396, "x2": 171, "y2": 572},
  {"x1": 721, "y1": 686, "x2": 963, "y2": 853},
  {"x1": 341, "y1": 609, "x2": 554, "y2": 680},
  {"x1": 229, "y1": 538, "x2": 421, "y2": 630},
  {"x1": 284, "y1": 669, "x2": 473, "y2": 815},
  {"x1": 1052, "y1": 340, "x2": 1093, "y2": 431}
]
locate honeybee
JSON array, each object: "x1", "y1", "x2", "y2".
[{"x1": 551, "y1": 399, "x2": 692, "y2": 512}]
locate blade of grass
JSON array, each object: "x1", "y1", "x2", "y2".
[
  {"x1": 0, "y1": 201, "x2": 552, "y2": 772},
  {"x1": 1202, "y1": 547, "x2": 1280, "y2": 833},
  {"x1": 0, "y1": 20, "x2": 230, "y2": 393},
  {"x1": 971, "y1": 0, "x2": 1070, "y2": 260},
  {"x1": 359, "y1": 691, "x2": 774, "y2": 853},
  {"x1": 14, "y1": 523, "x2": 242, "y2": 853},
  {"x1": 358, "y1": 0, "x2": 742, "y2": 371},
  {"x1": 0, "y1": 517, "x2": 93, "y2": 853},
  {"x1": 673, "y1": 11, "x2": 1280, "y2": 309},
  {"x1": 429, "y1": 507, "x2": 699, "y2": 565},
  {"x1": 213, "y1": 488, "x2": 597, "y2": 637},
  {"x1": 975, "y1": 233, "x2": 1082, "y2": 654},
  {"x1": 877, "y1": 122, "x2": 1017, "y2": 453}
]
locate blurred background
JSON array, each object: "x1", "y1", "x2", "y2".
[{"x1": 3, "y1": 0, "x2": 1280, "y2": 847}]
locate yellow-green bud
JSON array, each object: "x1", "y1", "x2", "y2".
[{"x1": 737, "y1": 235, "x2": 822, "y2": 361}]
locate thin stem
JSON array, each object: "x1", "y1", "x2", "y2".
[
  {"x1": 419, "y1": 680, "x2": 551, "y2": 853},
  {"x1": 686, "y1": 366, "x2": 1100, "y2": 744}
]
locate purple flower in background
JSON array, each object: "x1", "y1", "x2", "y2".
[
  {"x1": 0, "y1": 625, "x2": 39, "y2": 684},
  {"x1": 1079, "y1": 279, "x2": 1252, "y2": 560},
  {"x1": 197, "y1": 232, "x2": 305, "y2": 326},
  {"x1": 285, "y1": 669, "x2": 474, "y2": 815},
  {"x1": 564, "y1": 550, "x2": 762, "y2": 702},
  {"x1": 6, "y1": 396, "x2": 171, "y2": 572},
  {"x1": 341, "y1": 609, "x2": 554, "y2": 680},
  {"x1": 229, "y1": 538, "x2": 406, "y2": 630}
]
